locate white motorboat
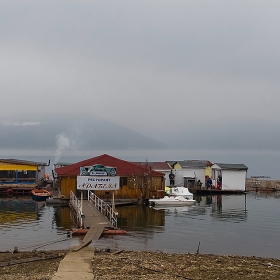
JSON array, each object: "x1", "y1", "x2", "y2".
[
  {"x1": 149, "y1": 196, "x2": 196, "y2": 207},
  {"x1": 166, "y1": 186, "x2": 194, "y2": 200}
]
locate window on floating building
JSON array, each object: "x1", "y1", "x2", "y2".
[
  {"x1": 0, "y1": 170, "x2": 16, "y2": 183},
  {"x1": 17, "y1": 170, "x2": 36, "y2": 183},
  {"x1": 120, "y1": 177, "x2": 128, "y2": 188}
]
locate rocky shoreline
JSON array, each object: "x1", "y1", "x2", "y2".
[{"x1": 1, "y1": 249, "x2": 280, "y2": 279}]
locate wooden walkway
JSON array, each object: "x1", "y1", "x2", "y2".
[
  {"x1": 52, "y1": 246, "x2": 95, "y2": 280},
  {"x1": 72, "y1": 200, "x2": 112, "y2": 252}
]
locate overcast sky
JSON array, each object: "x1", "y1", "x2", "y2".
[{"x1": 1, "y1": 0, "x2": 280, "y2": 176}]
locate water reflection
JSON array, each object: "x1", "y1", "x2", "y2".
[
  {"x1": 153, "y1": 206, "x2": 193, "y2": 214},
  {"x1": 253, "y1": 191, "x2": 280, "y2": 199},
  {"x1": 116, "y1": 195, "x2": 249, "y2": 227},
  {"x1": 0, "y1": 198, "x2": 39, "y2": 225},
  {"x1": 117, "y1": 205, "x2": 165, "y2": 228},
  {"x1": 0, "y1": 197, "x2": 75, "y2": 251},
  {"x1": 197, "y1": 195, "x2": 248, "y2": 222},
  {"x1": 102, "y1": 193, "x2": 280, "y2": 258},
  {"x1": 1, "y1": 194, "x2": 280, "y2": 258},
  {"x1": 52, "y1": 206, "x2": 74, "y2": 230}
]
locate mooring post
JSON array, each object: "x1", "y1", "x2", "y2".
[
  {"x1": 81, "y1": 191, "x2": 83, "y2": 215},
  {"x1": 112, "y1": 191, "x2": 115, "y2": 211}
]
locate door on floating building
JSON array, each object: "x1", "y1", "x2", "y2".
[{"x1": 184, "y1": 177, "x2": 195, "y2": 188}]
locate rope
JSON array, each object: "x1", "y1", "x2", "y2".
[
  {"x1": 221, "y1": 183, "x2": 231, "y2": 189},
  {"x1": 17, "y1": 236, "x2": 70, "y2": 251},
  {"x1": 33, "y1": 237, "x2": 70, "y2": 250}
]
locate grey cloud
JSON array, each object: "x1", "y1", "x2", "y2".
[{"x1": 1, "y1": 0, "x2": 280, "y2": 162}]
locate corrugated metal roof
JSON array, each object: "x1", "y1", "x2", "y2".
[
  {"x1": 213, "y1": 163, "x2": 248, "y2": 170},
  {"x1": 178, "y1": 160, "x2": 212, "y2": 168},
  {"x1": 0, "y1": 158, "x2": 49, "y2": 166},
  {"x1": 55, "y1": 162, "x2": 72, "y2": 166},
  {"x1": 55, "y1": 154, "x2": 165, "y2": 177},
  {"x1": 134, "y1": 162, "x2": 171, "y2": 170}
]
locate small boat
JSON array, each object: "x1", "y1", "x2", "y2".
[
  {"x1": 71, "y1": 228, "x2": 127, "y2": 236},
  {"x1": 31, "y1": 189, "x2": 52, "y2": 201},
  {"x1": 149, "y1": 196, "x2": 196, "y2": 207},
  {"x1": 166, "y1": 186, "x2": 194, "y2": 199}
]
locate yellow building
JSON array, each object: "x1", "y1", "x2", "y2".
[{"x1": 0, "y1": 159, "x2": 49, "y2": 195}]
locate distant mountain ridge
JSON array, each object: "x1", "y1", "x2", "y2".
[
  {"x1": 1, "y1": 114, "x2": 277, "y2": 151},
  {"x1": 0, "y1": 114, "x2": 167, "y2": 150}
]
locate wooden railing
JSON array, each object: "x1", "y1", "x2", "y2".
[{"x1": 88, "y1": 190, "x2": 118, "y2": 228}]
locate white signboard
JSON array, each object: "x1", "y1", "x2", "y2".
[
  {"x1": 77, "y1": 176, "x2": 120, "y2": 190},
  {"x1": 80, "y1": 165, "x2": 117, "y2": 176}
]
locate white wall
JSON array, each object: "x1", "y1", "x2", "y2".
[
  {"x1": 162, "y1": 171, "x2": 170, "y2": 187},
  {"x1": 222, "y1": 170, "x2": 247, "y2": 191},
  {"x1": 173, "y1": 168, "x2": 206, "y2": 187}
]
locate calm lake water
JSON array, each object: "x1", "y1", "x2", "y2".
[{"x1": 0, "y1": 192, "x2": 279, "y2": 259}]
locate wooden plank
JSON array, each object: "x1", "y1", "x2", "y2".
[
  {"x1": 84, "y1": 226, "x2": 104, "y2": 243},
  {"x1": 82, "y1": 201, "x2": 111, "y2": 228},
  {"x1": 70, "y1": 198, "x2": 116, "y2": 251},
  {"x1": 0, "y1": 254, "x2": 63, "y2": 267},
  {"x1": 73, "y1": 225, "x2": 105, "y2": 252},
  {"x1": 111, "y1": 250, "x2": 124, "y2": 255}
]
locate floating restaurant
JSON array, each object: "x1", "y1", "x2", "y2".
[{"x1": 54, "y1": 154, "x2": 166, "y2": 202}]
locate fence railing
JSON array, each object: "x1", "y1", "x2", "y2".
[
  {"x1": 88, "y1": 190, "x2": 118, "y2": 228},
  {"x1": 70, "y1": 190, "x2": 83, "y2": 228}
]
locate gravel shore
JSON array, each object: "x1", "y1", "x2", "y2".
[{"x1": 1, "y1": 249, "x2": 280, "y2": 280}]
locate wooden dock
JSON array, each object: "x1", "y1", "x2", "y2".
[
  {"x1": 0, "y1": 186, "x2": 33, "y2": 196},
  {"x1": 71, "y1": 200, "x2": 112, "y2": 252},
  {"x1": 195, "y1": 189, "x2": 246, "y2": 195}
]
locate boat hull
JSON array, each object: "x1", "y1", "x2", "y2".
[
  {"x1": 31, "y1": 189, "x2": 52, "y2": 201},
  {"x1": 166, "y1": 186, "x2": 194, "y2": 199},
  {"x1": 149, "y1": 196, "x2": 196, "y2": 207}
]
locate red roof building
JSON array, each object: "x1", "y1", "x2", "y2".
[
  {"x1": 55, "y1": 154, "x2": 165, "y2": 200},
  {"x1": 55, "y1": 154, "x2": 164, "y2": 177}
]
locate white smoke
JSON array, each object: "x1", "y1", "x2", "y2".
[{"x1": 54, "y1": 133, "x2": 70, "y2": 163}]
